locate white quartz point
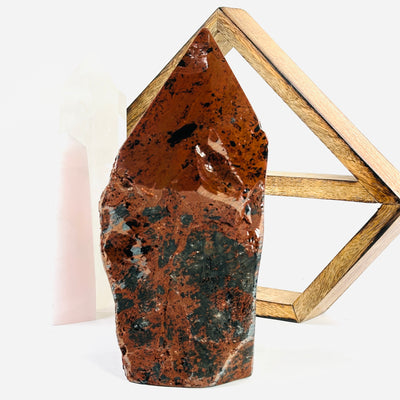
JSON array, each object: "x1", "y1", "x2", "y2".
[
  {"x1": 53, "y1": 134, "x2": 96, "y2": 324},
  {"x1": 59, "y1": 57, "x2": 126, "y2": 314}
]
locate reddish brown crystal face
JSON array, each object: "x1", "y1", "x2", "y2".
[{"x1": 100, "y1": 28, "x2": 268, "y2": 387}]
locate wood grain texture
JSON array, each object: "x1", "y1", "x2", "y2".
[
  {"x1": 256, "y1": 287, "x2": 300, "y2": 322},
  {"x1": 265, "y1": 172, "x2": 377, "y2": 202},
  {"x1": 217, "y1": 7, "x2": 400, "y2": 205},
  {"x1": 126, "y1": 7, "x2": 400, "y2": 322},
  {"x1": 293, "y1": 204, "x2": 400, "y2": 321}
]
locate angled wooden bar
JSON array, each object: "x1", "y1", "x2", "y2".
[
  {"x1": 127, "y1": 7, "x2": 400, "y2": 322},
  {"x1": 256, "y1": 205, "x2": 400, "y2": 322},
  {"x1": 294, "y1": 204, "x2": 400, "y2": 321},
  {"x1": 265, "y1": 172, "x2": 377, "y2": 203},
  {"x1": 256, "y1": 287, "x2": 300, "y2": 322},
  {"x1": 216, "y1": 7, "x2": 400, "y2": 204}
]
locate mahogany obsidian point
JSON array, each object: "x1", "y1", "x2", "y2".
[{"x1": 99, "y1": 28, "x2": 268, "y2": 387}]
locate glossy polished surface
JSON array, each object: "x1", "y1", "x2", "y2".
[{"x1": 100, "y1": 28, "x2": 268, "y2": 387}]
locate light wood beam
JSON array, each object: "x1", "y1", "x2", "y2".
[
  {"x1": 217, "y1": 7, "x2": 400, "y2": 204},
  {"x1": 293, "y1": 204, "x2": 400, "y2": 321},
  {"x1": 256, "y1": 287, "x2": 300, "y2": 322},
  {"x1": 265, "y1": 172, "x2": 377, "y2": 203}
]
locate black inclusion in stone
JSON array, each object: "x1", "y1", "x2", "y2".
[
  {"x1": 141, "y1": 245, "x2": 152, "y2": 255},
  {"x1": 178, "y1": 59, "x2": 187, "y2": 67},
  {"x1": 115, "y1": 293, "x2": 134, "y2": 313},
  {"x1": 167, "y1": 123, "x2": 197, "y2": 147},
  {"x1": 129, "y1": 318, "x2": 153, "y2": 345}
]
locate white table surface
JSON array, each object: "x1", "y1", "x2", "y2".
[{"x1": 2, "y1": 1, "x2": 400, "y2": 399}]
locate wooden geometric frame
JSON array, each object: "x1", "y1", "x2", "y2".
[{"x1": 127, "y1": 8, "x2": 400, "y2": 322}]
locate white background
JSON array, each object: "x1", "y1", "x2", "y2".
[{"x1": 1, "y1": 0, "x2": 400, "y2": 399}]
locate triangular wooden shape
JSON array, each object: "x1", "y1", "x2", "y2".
[{"x1": 127, "y1": 7, "x2": 400, "y2": 322}]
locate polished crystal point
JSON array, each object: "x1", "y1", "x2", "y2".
[
  {"x1": 59, "y1": 57, "x2": 126, "y2": 312},
  {"x1": 100, "y1": 28, "x2": 268, "y2": 387}
]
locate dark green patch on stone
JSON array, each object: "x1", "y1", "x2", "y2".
[
  {"x1": 129, "y1": 318, "x2": 153, "y2": 345},
  {"x1": 123, "y1": 264, "x2": 141, "y2": 292},
  {"x1": 180, "y1": 214, "x2": 193, "y2": 226},
  {"x1": 152, "y1": 363, "x2": 161, "y2": 380},
  {"x1": 157, "y1": 285, "x2": 165, "y2": 295},
  {"x1": 181, "y1": 357, "x2": 193, "y2": 374},
  {"x1": 142, "y1": 205, "x2": 170, "y2": 223},
  {"x1": 158, "y1": 239, "x2": 177, "y2": 268},
  {"x1": 137, "y1": 286, "x2": 156, "y2": 312},
  {"x1": 112, "y1": 204, "x2": 129, "y2": 223},
  {"x1": 114, "y1": 292, "x2": 134, "y2": 313},
  {"x1": 175, "y1": 229, "x2": 258, "y2": 349},
  {"x1": 231, "y1": 320, "x2": 246, "y2": 339},
  {"x1": 192, "y1": 340, "x2": 218, "y2": 379},
  {"x1": 177, "y1": 230, "x2": 257, "y2": 295},
  {"x1": 159, "y1": 374, "x2": 170, "y2": 383},
  {"x1": 241, "y1": 342, "x2": 254, "y2": 363}
]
